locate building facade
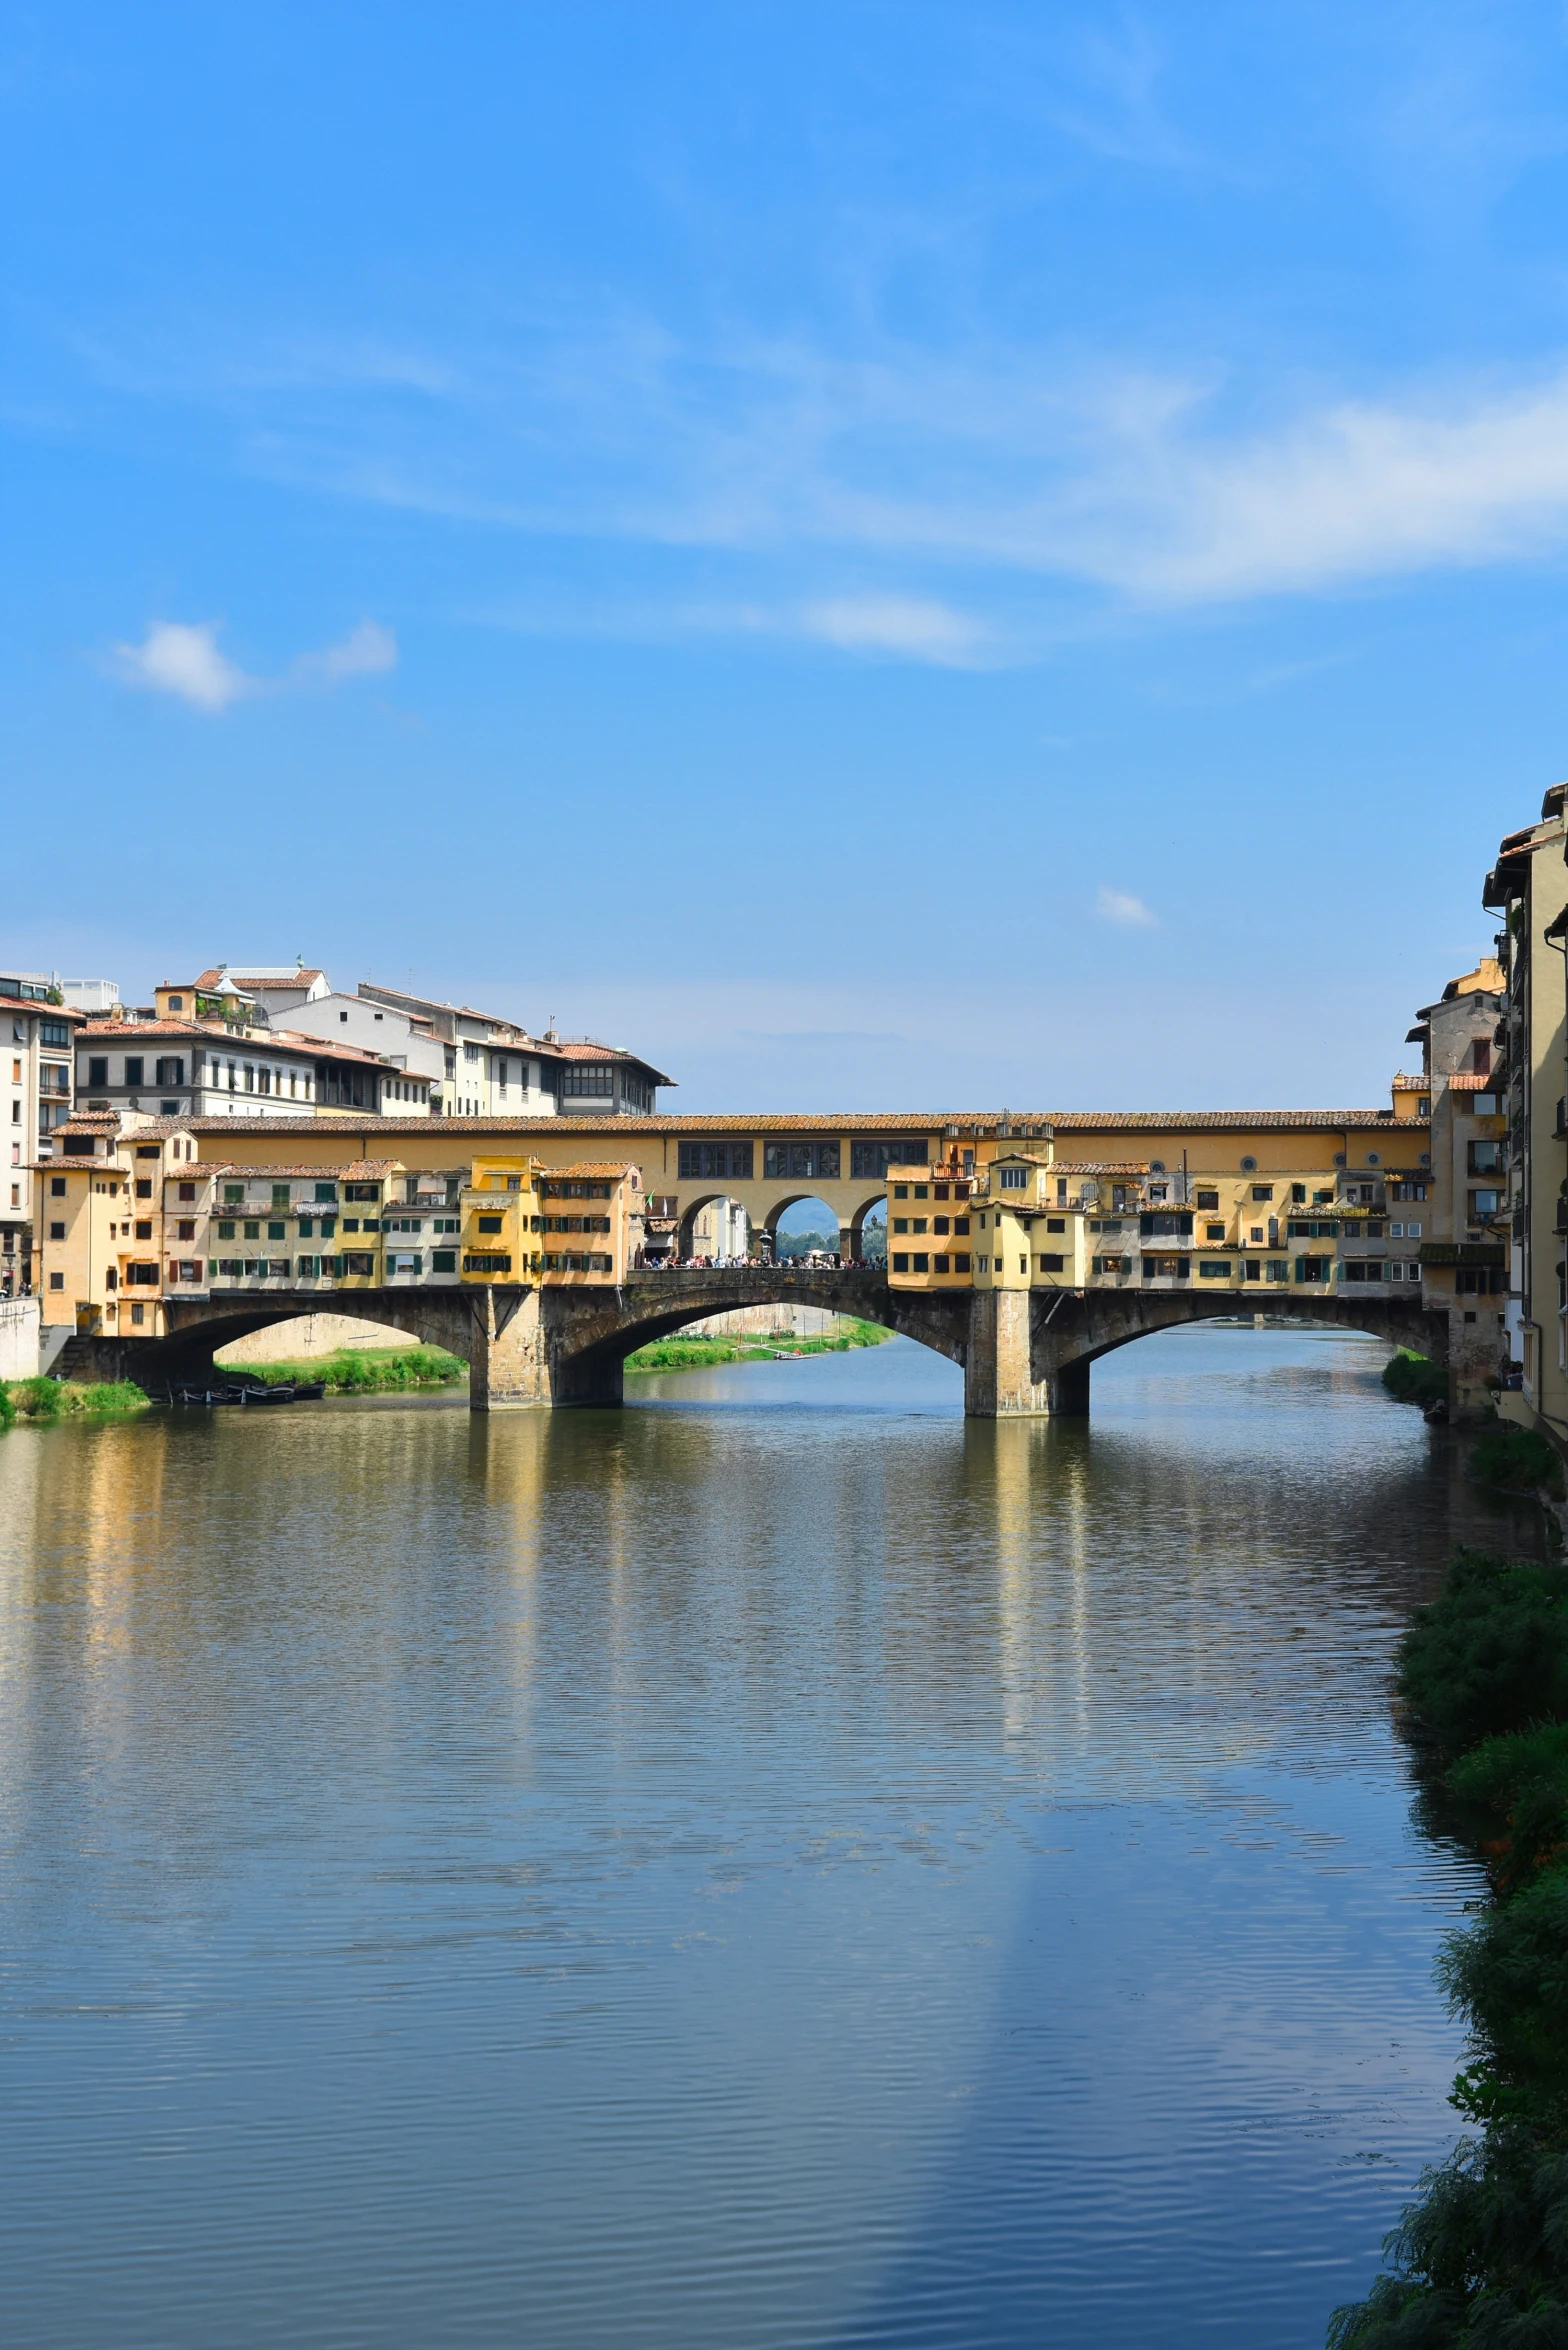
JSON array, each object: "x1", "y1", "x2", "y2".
[{"x1": 1, "y1": 971, "x2": 83, "y2": 1296}]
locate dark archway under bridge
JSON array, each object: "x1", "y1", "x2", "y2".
[{"x1": 67, "y1": 1273, "x2": 1448, "y2": 1417}]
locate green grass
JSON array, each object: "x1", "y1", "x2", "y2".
[
  {"x1": 2, "y1": 1376, "x2": 150, "y2": 1422},
  {"x1": 625, "y1": 1317, "x2": 894, "y2": 1373},
  {"x1": 221, "y1": 1345, "x2": 467, "y2": 1393},
  {"x1": 1383, "y1": 1348, "x2": 1448, "y2": 1409}
]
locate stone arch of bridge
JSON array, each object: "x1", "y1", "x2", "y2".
[
  {"x1": 546, "y1": 1268, "x2": 972, "y2": 1404},
  {"x1": 98, "y1": 1289, "x2": 486, "y2": 1388},
  {"x1": 754, "y1": 1192, "x2": 841, "y2": 1259},
  {"x1": 675, "y1": 1191, "x2": 753, "y2": 1261},
  {"x1": 847, "y1": 1192, "x2": 891, "y2": 1262},
  {"x1": 1024, "y1": 1288, "x2": 1449, "y2": 1416}
]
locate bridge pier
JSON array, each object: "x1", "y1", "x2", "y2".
[
  {"x1": 467, "y1": 1287, "x2": 551, "y2": 1411},
  {"x1": 963, "y1": 1289, "x2": 1089, "y2": 1416}
]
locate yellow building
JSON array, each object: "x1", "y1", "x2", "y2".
[{"x1": 533, "y1": 1162, "x2": 644, "y2": 1283}]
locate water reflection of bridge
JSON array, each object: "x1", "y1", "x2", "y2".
[{"x1": 77, "y1": 1267, "x2": 1445, "y2": 1419}]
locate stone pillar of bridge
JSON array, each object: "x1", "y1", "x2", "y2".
[
  {"x1": 837, "y1": 1225, "x2": 854, "y2": 1266},
  {"x1": 963, "y1": 1288, "x2": 1091, "y2": 1417},
  {"x1": 467, "y1": 1286, "x2": 550, "y2": 1412}
]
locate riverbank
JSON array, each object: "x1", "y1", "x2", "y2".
[
  {"x1": 220, "y1": 1345, "x2": 467, "y2": 1394},
  {"x1": 1331, "y1": 1546, "x2": 1568, "y2": 2343},
  {"x1": 624, "y1": 1316, "x2": 893, "y2": 1373},
  {"x1": 1, "y1": 1376, "x2": 150, "y2": 1427}
]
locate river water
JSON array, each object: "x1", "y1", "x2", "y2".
[{"x1": 0, "y1": 1326, "x2": 1539, "y2": 2349}]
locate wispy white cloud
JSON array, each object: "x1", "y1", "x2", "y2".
[
  {"x1": 798, "y1": 594, "x2": 992, "y2": 664},
  {"x1": 1096, "y1": 885, "x2": 1158, "y2": 928},
  {"x1": 111, "y1": 621, "x2": 250, "y2": 711},
  {"x1": 108, "y1": 618, "x2": 398, "y2": 711},
  {"x1": 291, "y1": 618, "x2": 398, "y2": 683},
  {"x1": 78, "y1": 305, "x2": 1568, "y2": 619}
]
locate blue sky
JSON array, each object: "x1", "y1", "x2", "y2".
[{"x1": 5, "y1": 2, "x2": 1568, "y2": 1110}]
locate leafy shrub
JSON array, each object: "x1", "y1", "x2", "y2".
[
  {"x1": 1470, "y1": 1423, "x2": 1565, "y2": 1498},
  {"x1": 1450, "y1": 1725, "x2": 1568, "y2": 1888},
  {"x1": 1384, "y1": 1351, "x2": 1449, "y2": 1410},
  {"x1": 1399, "y1": 1551, "x2": 1568, "y2": 1761}
]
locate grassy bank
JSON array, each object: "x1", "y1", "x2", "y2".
[
  {"x1": 625, "y1": 1317, "x2": 894, "y2": 1374},
  {"x1": 221, "y1": 1345, "x2": 467, "y2": 1393},
  {"x1": 1330, "y1": 1547, "x2": 1568, "y2": 2344},
  {"x1": 2, "y1": 1376, "x2": 150, "y2": 1425}
]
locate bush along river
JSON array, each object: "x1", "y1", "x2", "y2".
[
  {"x1": 1331, "y1": 1537, "x2": 1568, "y2": 2344},
  {"x1": 0, "y1": 1322, "x2": 1550, "y2": 2350}
]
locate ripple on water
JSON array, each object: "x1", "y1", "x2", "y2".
[{"x1": 0, "y1": 1326, "x2": 1536, "y2": 2349}]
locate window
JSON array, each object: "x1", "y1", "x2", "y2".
[
  {"x1": 1046, "y1": 1217, "x2": 1066, "y2": 1233},
  {"x1": 154, "y1": 1057, "x2": 184, "y2": 1087},
  {"x1": 124, "y1": 1057, "x2": 144, "y2": 1087},
  {"x1": 677, "y1": 1140, "x2": 754, "y2": 1181},
  {"x1": 87, "y1": 1056, "x2": 108, "y2": 1088},
  {"x1": 1250, "y1": 1185, "x2": 1273, "y2": 1202},
  {"x1": 1407, "y1": 1221, "x2": 1422, "y2": 1238},
  {"x1": 1205, "y1": 1223, "x2": 1225, "y2": 1241},
  {"x1": 1140, "y1": 1211, "x2": 1193, "y2": 1238},
  {"x1": 344, "y1": 1183, "x2": 380, "y2": 1201},
  {"x1": 267, "y1": 1222, "x2": 285, "y2": 1241},
  {"x1": 953, "y1": 1217, "x2": 970, "y2": 1237},
  {"x1": 298, "y1": 1218, "x2": 314, "y2": 1238},
  {"x1": 1291, "y1": 1184, "x2": 1306, "y2": 1204},
  {"x1": 1093, "y1": 1254, "x2": 1125, "y2": 1275},
  {"x1": 48, "y1": 1220, "x2": 64, "y2": 1240},
  {"x1": 913, "y1": 1252, "x2": 930, "y2": 1272},
  {"x1": 999, "y1": 1166, "x2": 1029, "y2": 1189},
  {"x1": 314, "y1": 1182, "x2": 338, "y2": 1203},
  {"x1": 48, "y1": 1270, "x2": 63, "y2": 1290},
  {"x1": 50, "y1": 1176, "x2": 65, "y2": 1196},
  {"x1": 1195, "y1": 1189, "x2": 1220, "y2": 1211},
  {"x1": 1295, "y1": 1257, "x2": 1328, "y2": 1282},
  {"x1": 126, "y1": 1262, "x2": 159, "y2": 1285},
  {"x1": 932, "y1": 1215, "x2": 950, "y2": 1235},
  {"x1": 478, "y1": 1215, "x2": 504, "y2": 1234},
  {"x1": 1038, "y1": 1253, "x2": 1064, "y2": 1272},
  {"x1": 1199, "y1": 1260, "x2": 1233, "y2": 1279},
  {"x1": 911, "y1": 1218, "x2": 927, "y2": 1234},
  {"x1": 341, "y1": 1252, "x2": 376, "y2": 1277},
  {"x1": 892, "y1": 1252, "x2": 910, "y2": 1272},
  {"x1": 852, "y1": 1139, "x2": 928, "y2": 1180},
  {"x1": 464, "y1": 1253, "x2": 512, "y2": 1273},
  {"x1": 217, "y1": 1221, "x2": 235, "y2": 1239},
  {"x1": 39, "y1": 1019, "x2": 69, "y2": 1048},
  {"x1": 1469, "y1": 1190, "x2": 1503, "y2": 1216},
  {"x1": 561, "y1": 1064, "x2": 614, "y2": 1096},
  {"x1": 224, "y1": 1183, "x2": 244, "y2": 1204},
  {"x1": 763, "y1": 1141, "x2": 841, "y2": 1179},
  {"x1": 271, "y1": 1184, "x2": 291, "y2": 1210},
  {"x1": 954, "y1": 1254, "x2": 971, "y2": 1273},
  {"x1": 432, "y1": 1249, "x2": 457, "y2": 1272},
  {"x1": 1240, "y1": 1155, "x2": 1257, "y2": 1172},
  {"x1": 1266, "y1": 1261, "x2": 1289, "y2": 1282},
  {"x1": 178, "y1": 1182, "x2": 195, "y2": 1202},
  {"x1": 134, "y1": 1178, "x2": 152, "y2": 1199}
]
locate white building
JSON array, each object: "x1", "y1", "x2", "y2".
[
  {"x1": 279, "y1": 992, "x2": 448, "y2": 1099},
  {"x1": 1, "y1": 971, "x2": 83, "y2": 1294}
]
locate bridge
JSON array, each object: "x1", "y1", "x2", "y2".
[{"x1": 69, "y1": 1268, "x2": 1446, "y2": 1415}]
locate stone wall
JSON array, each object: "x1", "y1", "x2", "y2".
[
  {"x1": 214, "y1": 1312, "x2": 421, "y2": 1365},
  {"x1": 0, "y1": 1296, "x2": 40, "y2": 1380}
]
